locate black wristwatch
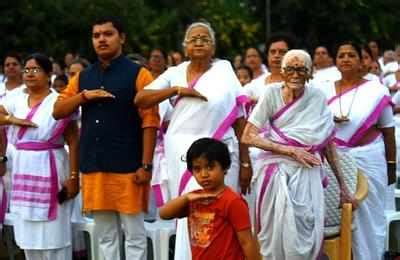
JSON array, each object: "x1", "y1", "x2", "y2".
[
  {"x1": 0, "y1": 156, "x2": 7, "y2": 163},
  {"x1": 142, "y1": 163, "x2": 153, "y2": 172}
]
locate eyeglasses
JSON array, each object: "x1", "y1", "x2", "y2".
[
  {"x1": 22, "y1": 67, "x2": 42, "y2": 74},
  {"x1": 283, "y1": 66, "x2": 308, "y2": 76},
  {"x1": 185, "y1": 36, "x2": 212, "y2": 45}
]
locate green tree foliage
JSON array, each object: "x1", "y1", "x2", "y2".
[
  {"x1": 252, "y1": 0, "x2": 400, "y2": 53},
  {"x1": 0, "y1": 0, "x2": 399, "y2": 64}
]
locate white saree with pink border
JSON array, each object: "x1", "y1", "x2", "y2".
[
  {"x1": 145, "y1": 59, "x2": 249, "y2": 260},
  {"x1": 249, "y1": 84, "x2": 334, "y2": 260},
  {"x1": 322, "y1": 80, "x2": 393, "y2": 260},
  {"x1": 2, "y1": 88, "x2": 74, "y2": 250}
]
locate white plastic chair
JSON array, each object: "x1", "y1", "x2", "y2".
[
  {"x1": 385, "y1": 210, "x2": 400, "y2": 251},
  {"x1": 145, "y1": 220, "x2": 176, "y2": 260},
  {"x1": 385, "y1": 188, "x2": 400, "y2": 251},
  {"x1": 73, "y1": 217, "x2": 105, "y2": 260}
]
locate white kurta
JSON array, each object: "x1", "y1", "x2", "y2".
[
  {"x1": 2, "y1": 88, "x2": 73, "y2": 249},
  {"x1": 145, "y1": 59, "x2": 246, "y2": 260},
  {"x1": 249, "y1": 84, "x2": 334, "y2": 260},
  {"x1": 322, "y1": 80, "x2": 394, "y2": 260}
]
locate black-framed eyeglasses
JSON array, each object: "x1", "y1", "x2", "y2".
[
  {"x1": 185, "y1": 36, "x2": 212, "y2": 45},
  {"x1": 283, "y1": 66, "x2": 308, "y2": 76},
  {"x1": 22, "y1": 67, "x2": 42, "y2": 74}
]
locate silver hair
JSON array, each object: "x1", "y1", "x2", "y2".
[
  {"x1": 281, "y1": 49, "x2": 313, "y2": 75},
  {"x1": 182, "y1": 21, "x2": 216, "y2": 48}
]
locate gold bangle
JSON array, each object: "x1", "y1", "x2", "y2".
[
  {"x1": 387, "y1": 160, "x2": 397, "y2": 164},
  {"x1": 70, "y1": 171, "x2": 79, "y2": 179},
  {"x1": 177, "y1": 87, "x2": 181, "y2": 96}
]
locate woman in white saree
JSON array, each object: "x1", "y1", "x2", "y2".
[
  {"x1": 135, "y1": 21, "x2": 252, "y2": 260},
  {"x1": 0, "y1": 53, "x2": 79, "y2": 260},
  {"x1": 320, "y1": 41, "x2": 396, "y2": 260},
  {"x1": 242, "y1": 50, "x2": 354, "y2": 260}
]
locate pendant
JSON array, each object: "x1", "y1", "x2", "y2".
[{"x1": 334, "y1": 115, "x2": 350, "y2": 123}]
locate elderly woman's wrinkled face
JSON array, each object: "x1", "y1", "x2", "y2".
[
  {"x1": 185, "y1": 26, "x2": 214, "y2": 60},
  {"x1": 336, "y1": 45, "x2": 361, "y2": 74},
  {"x1": 282, "y1": 56, "x2": 309, "y2": 91}
]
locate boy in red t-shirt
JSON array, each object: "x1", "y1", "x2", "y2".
[{"x1": 160, "y1": 138, "x2": 260, "y2": 260}]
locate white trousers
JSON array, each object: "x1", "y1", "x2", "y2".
[
  {"x1": 24, "y1": 246, "x2": 72, "y2": 260},
  {"x1": 93, "y1": 211, "x2": 146, "y2": 260}
]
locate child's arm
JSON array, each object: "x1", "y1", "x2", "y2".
[
  {"x1": 160, "y1": 192, "x2": 217, "y2": 220},
  {"x1": 159, "y1": 194, "x2": 190, "y2": 219},
  {"x1": 236, "y1": 229, "x2": 261, "y2": 260}
]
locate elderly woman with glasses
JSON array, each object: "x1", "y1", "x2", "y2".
[
  {"x1": 242, "y1": 49, "x2": 354, "y2": 260},
  {"x1": 135, "y1": 21, "x2": 252, "y2": 260}
]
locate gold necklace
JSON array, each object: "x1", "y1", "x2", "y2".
[{"x1": 337, "y1": 83, "x2": 359, "y2": 121}]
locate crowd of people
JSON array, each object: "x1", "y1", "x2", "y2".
[{"x1": 0, "y1": 15, "x2": 399, "y2": 260}]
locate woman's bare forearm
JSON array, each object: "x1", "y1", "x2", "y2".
[
  {"x1": 134, "y1": 88, "x2": 178, "y2": 108},
  {"x1": 241, "y1": 122, "x2": 292, "y2": 156},
  {"x1": 324, "y1": 141, "x2": 345, "y2": 187},
  {"x1": 53, "y1": 94, "x2": 84, "y2": 119}
]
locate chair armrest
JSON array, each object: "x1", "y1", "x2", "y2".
[
  {"x1": 354, "y1": 170, "x2": 368, "y2": 202},
  {"x1": 340, "y1": 203, "x2": 352, "y2": 260}
]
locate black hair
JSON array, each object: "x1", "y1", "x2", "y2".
[
  {"x1": 244, "y1": 46, "x2": 263, "y2": 59},
  {"x1": 92, "y1": 16, "x2": 125, "y2": 34},
  {"x1": 69, "y1": 58, "x2": 89, "y2": 69},
  {"x1": 312, "y1": 45, "x2": 332, "y2": 58},
  {"x1": 333, "y1": 40, "x2": 362, "y2": 60},
  {"x1": 236, "y1": 64, "x2": 253, "y2": 79},
  {"x1": 361, "y1": 44, "x2": 374, "y2": 60},
  {"x1": 54, "y1": 74, "x2": 68, "y2": 84},
  {"x1": 186, "y1": 138, "x2": 231, "y2": 172},
  {"x1": 24, "y1": 53, "x2": 53, "y2": 75},
  {"x1": 265, "y1": 32, "x2": 297, "y2": 53},
  {"x1": 150, "y1": 48, "x2": 168, "y2": 61},
  {"x1": 3, "y1": 51, "x2": 23, "y2": 66}
]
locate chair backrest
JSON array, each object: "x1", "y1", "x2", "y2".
[{"x1": 323, "y1": 151, "x2": 358, "y2": 227}]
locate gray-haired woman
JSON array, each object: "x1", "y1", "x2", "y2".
[
  {"x1": 242, "y1": 49, "x2": 355, "y2": 259},
  {"x1": 135, "y1": 21, "x2": 253, "y2": 259}
]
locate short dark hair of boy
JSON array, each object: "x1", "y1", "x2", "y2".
[
  {"x1": 92, "y1": 16, "x2": 125, "y2": 34},
  {"x1": 186, "y1": 138, "x2": 231, "y2": 172}
]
